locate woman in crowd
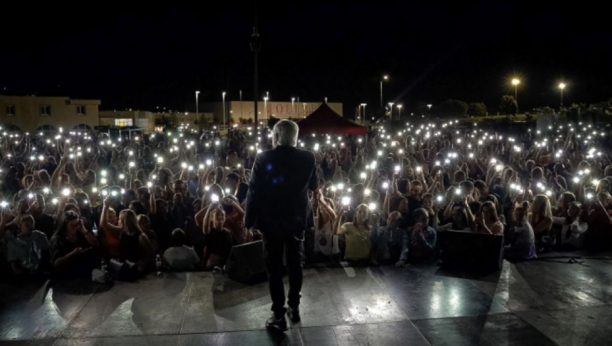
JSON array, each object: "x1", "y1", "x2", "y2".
[
  {"x1": 530, "y1": 195, "x2": 554, "y2": 249},
  {"x1": 335, "y1": 204, "x2": 372, "y2": 263},
  {"x1": 473, "y1": 201, "x2": 504, "y2": 235},
  {"x1": 49, "y1": 211, "x2": 99, "y2": 277},
  {"x1": 101, "y1": 198, "x2": 154, "y2": 275},
  {"x1": 202, "y1": 206, "x2": 234, "y2": 271},
  {"x1": 505, "y1": 204, "x2": 537, "y2": 260},
  {"x1": 439, "y1": 200, "x2": 474, "y2": 232}
]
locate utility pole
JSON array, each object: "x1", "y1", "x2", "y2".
[{"x1": 250, "y1": 6, "x2": 260, "y2": 128}]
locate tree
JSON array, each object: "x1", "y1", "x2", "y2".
[
  {"x1": 499, "y1": 95, "x2": 518, "y2": 115},
  {"x1": 436, "y1": 99, "x2": 469, "y2": 118},
  {"x1": 468, "y1": 103, "x2": 487, "y2": 117}
]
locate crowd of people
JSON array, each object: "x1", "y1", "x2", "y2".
[{"x1": 0, "y1": 117, "x2": 611, "y2": 281}]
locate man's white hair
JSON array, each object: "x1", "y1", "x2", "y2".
[{"x1": 273, "y1": 119, "x2": 299, "y2": 147}]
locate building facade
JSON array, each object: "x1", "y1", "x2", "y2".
[
  {"x1": 0, "y1": 95, "x2": 100, "y2": 132},
  {"x1": 99, "y1": 110, "x2": 156, "y2": 133},
  {"x1": 201, "y1": 101, "x2": 343, "y2": 124},
  {"x1": 99, "y1": 110, "x2": 214, "y2": 133}
]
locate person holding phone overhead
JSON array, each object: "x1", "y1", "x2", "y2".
[{"x1": 49, "y1": 210, "x2": 99, "y2": 278}]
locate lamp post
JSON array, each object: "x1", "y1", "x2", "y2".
[
  {"x1": 388, "y1": 102, "x2": 394, "y2": 118},
  {"x1": 512, "y1": 78, "x2": 520, "y2": 101},
  {"x1": 195, "y1": 91, "x2": 200, "y2": 125},
  {"x1": 291, "y1": 97, "x2": 295, "y2": 114},
  {"x1": 222, "y1": 92, "x2": 226, "y2": 128},
  {"x1": 559, "y1": 83, "x2": 566, "y2": 107},
  {"x1": 380, "y1": 75, "x2": 388, "y2": 109},
  {"x1": 264, "y1": 96, "x2": 268, "y2": 121},
  {"x1": 397, "y1": 104, "x2": 402, "y2": 119},
  {"x1": 361, "y1": 103, "x2": 367, "y2": 125}
]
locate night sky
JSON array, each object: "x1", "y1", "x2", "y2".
[{"x1": 2, "y1": 2, "x2": 612, "y2": 117}]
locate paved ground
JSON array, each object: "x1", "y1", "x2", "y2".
[{"x1": 2, "y1": 251, "x2": 612, "y2": 346}]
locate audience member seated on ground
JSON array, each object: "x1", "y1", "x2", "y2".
[
  {"x1": 170, "y1": 193, "x2": 190, "y2": 231},
  {"x1": 439, "y1": 200, "x2": 475, "y2": 232},
  {"x1": 505, "y1": 205, "x2": 537, "y2": 261},
  {"x1": 149, "y1": 194, "x2": 173, "y2": 253},
  {"x1": 101, "y1": 198, "x2": 155, "y2": 276},
  {"x1": 529, "y1": 195, "x2": 554, "y2": 250},
  {"x1": 137, "y1": 215, "x2": 159, "y2": 255},
  {"x1": 312, "y1": 190, "x2": 337, "y2": 256},
  {"x1": 552, "y1": 201, "x2": 588, "y2": 250},
  {"x1": 371, "y1": 211, "x2": 408, "y2": 266},
  {"x1": 50, "y1": 211, "x2": 99, "y2": 278},
  {"x1": 98, "y1": 205, "x2": 120, "y2": 260},
  {"x1": 473, "y1": 201, "x2": 504, "y2": 235},
  {"x1": 163, "y1": 229, "x2": 201, "y2": 271},
  {"x1": 335, "y1": 204, "x2": 372, "y2": 263},
  {"x1": 29, "y1": 194, "x2": 56, "y2": 240},
  {"x1": 1, "y1": 214, "x2": 50, "y2": 277},
  {"x1": 406, "y1": 208, "x2": 437, "y2": 260},
  {"x1": 183, "y1": 199, "x2": 205, "y2": 258},
  {"x1": 421, "y1": 193, "x2": 440, "y2": 230},
  {"x1": 585, "y1": 192, "x2": 612, "y2": 251},
  {"x1": 554, "y1": 192, "x2": 577, "y2": 218},
  {"x1": 202, "y1": 207, "x2": 234, "y2": 271},
  {"x1": 219, "y1": 195, "x2": 250, "y2": 245}
]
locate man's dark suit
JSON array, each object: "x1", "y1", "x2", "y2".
[{"x1": 245, "y1": 145, "x2": 318, "y2": 318}]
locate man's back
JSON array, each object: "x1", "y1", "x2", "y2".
[{"x1": 246, "y1": 146, "x2": 318, "y2": 234}]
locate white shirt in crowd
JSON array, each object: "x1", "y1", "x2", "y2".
[
  {"x1": 163, "y1": 245, "x2": 201, "y2": 271},
  {"x1": 514, "y1": 221, "x2": 535, "y2": 245},
  {"x1": 552, "y1": 217, "x2": 588, "y2": 248},
  {"x1": 313, "y1": 214, "x2": 335, "y2": 256}
]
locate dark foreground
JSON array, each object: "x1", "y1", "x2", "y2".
[{"x1": 2, "y1": 251, "x2": 612, "y2": 346}]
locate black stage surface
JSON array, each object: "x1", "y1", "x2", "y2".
[{"x1": 2, "y1": 251, "x2": 612, "y2": 346}]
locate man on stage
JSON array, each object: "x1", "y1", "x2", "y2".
[{"x1": 245, "y1": 120, "x2": 318, "y2": 331}]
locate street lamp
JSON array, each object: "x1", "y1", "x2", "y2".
[
  {"x1": 559, "y1": 83, "x2": 566, "y2": 107},
  {"x1": 380, "y1": 75, "x2": 389, "y2": 108},
  {"x1": 222, "y1": 92, "x2": 226, "y2": 128},
  {"x1": 512, "y1": 78, "x2": 520, "y2": 101},
  {"x1": 195, "y1": 91, "x2": 200, "y2": 125},
  {"x1": 291, "y1": 97, "x2": 295, "y2": 113},
  {"x1": 360, "y1": 103, "x2": 367, "y2": 125},
  {"x1": 264, "y1": 96, "x2": 268, "y2": 121},
  {"x1": 397, "y1": 104, "x2": 402, "y2": 119},
  {"x1": 388, "y1": 102, "x2": 394, "y2": 118}
]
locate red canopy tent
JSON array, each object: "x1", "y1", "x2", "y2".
[{"x1": 297, "y1": 103, "x2": 368, "y2": 135}]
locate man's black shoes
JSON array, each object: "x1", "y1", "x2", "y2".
[
  {"x1": 266, "y1": 315, "x2": 288, "y2": 332},
  {"x1": 287, "y1": 307, "x2": 301, "y2": 322}
]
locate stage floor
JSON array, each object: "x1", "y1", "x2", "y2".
[{"x1": 2, "y1": 252, "x2": 612, "y2": 346}]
